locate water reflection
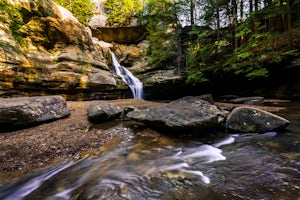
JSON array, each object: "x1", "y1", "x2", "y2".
[{"x1": 0, "y1": 101, "x2": 300, "y2": 200}]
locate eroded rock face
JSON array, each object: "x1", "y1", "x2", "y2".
[
  {"x1": 0, "y1": 0, "x2": 125, "y2": 99},
  {"x1": 226, "y1": 107, "x2": 290, "y2": 133},
  {"x1": 127, "y1": 96, "x2": 225, "y2": 133},
  {"x1": 87, "y1": 101, "x2": 123, "y2": 123},
  {"x1": 92, "y1": 26, "x2": 147, "y2": 44},
  {"x1": 0, "y1": 95, "x2": 69, "y2": 131}
]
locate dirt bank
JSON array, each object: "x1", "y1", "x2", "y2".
[{"x1": 0, "y1": 99, "x2": 163, "y2": 173}]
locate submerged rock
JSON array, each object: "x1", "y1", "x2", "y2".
[
  {"x1": 126, "y1": 96, "x2": 225, "y2": 133},
  {"x1": 230, "y1": 96, "x2": 264, "y2": 105},
  {"x1": 0, "y1": 95, "x2": 69, "y2": 131},
  {"x1": 226, "y1": 106, "x2": 290, "y2": 133},
  {"x1": 87, "y1": 101, "x2": 123, "y2": 123}
]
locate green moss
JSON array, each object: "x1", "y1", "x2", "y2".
[
  {"x1": 13, "y1": 74, "x2": 25, "y2": 83},
  {"x1": 79, "y1": 66, "x2": 88, "y2": 74},
  {"x1": 0, "y1": 2, "x2": 24, "y2": 43}
]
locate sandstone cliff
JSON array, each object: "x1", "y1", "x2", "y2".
[{"x1": 0, "y1": 0, "x2": 127, "y2": 100}]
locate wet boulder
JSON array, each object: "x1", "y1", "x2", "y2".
[
  {"x1": 0, "y1": 95, "x2": 69, "y2": 131},
  {"x1": 87, "y1": 101, "x2": 123, "y2": 123},
  {"x1": 126, "y1": 96, "x2": 225, "y2": 133},
  {"x1": 226, "y1": 107, "x2": 290, "y2": 133}
]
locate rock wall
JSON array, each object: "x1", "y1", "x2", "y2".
[
  {"x1": 91, "y1": 26, "x2": 147, "y2": 44},
  {"x1": 0, "y1": 0, "x2": 127, "y2": 100}
]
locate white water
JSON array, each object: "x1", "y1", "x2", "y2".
[
  {"x1": 2, "y1": 159, "x2": 85, "y2": 200},
  {"x1": 111, "y1": 53, "x2": 144, "y2": 99},
  {"x1": 0, "y1": 134, "x2": 236, "y2": 199}
]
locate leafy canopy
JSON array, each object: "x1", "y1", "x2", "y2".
[
  {"x1": 104, "y1": 0, "x2": 143, "y2": 25},
  {"x1": 53, "y1": 0, "x2": 94, "y2": 25}
]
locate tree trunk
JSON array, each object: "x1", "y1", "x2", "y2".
[
  {"x1": 287, "y1": 0, "x2": 294, "y2": 49},
  {"x1": 232, "y1": 0, "x2": 238, "y2": 49},
  {"x1": 240, "y1": 0, "x2": 244, "y2": 20},
  {"x1": 278, "y1": 0, "x2": 287, "y2": 33},
  {"x1": 216, "y1": 7, "x2": 221, "y2": 39},
  {"x1": 254, "y1": 0, "x2": 259, "y2": 11},
  {"x1": 190, "y1": 0, "x2": 195, "y2": 25},
  {"x1": 240, "y1": 0, "x2": 245, "y2": 44},
  {"x1": 249, "y1": 0, "x2": 254, "y2": 31}
]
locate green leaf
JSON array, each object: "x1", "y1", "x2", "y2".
[
  {"x1": 245, "y1": 68, "x2": 268, "y2": 80},
  {"x1": 237, "y1": 52, "x2": 252, "y2": 60}
]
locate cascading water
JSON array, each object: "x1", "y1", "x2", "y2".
[
  {"x1": 111, "y1": 52, "x2": 144, "y2": 99},
  {"x1": 0, "y1": 133, "x2": 235, "y2": 200}
]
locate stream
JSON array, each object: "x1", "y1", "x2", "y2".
[{"x1": 0, "y1": 102, "x2": 299, "y2": 200}]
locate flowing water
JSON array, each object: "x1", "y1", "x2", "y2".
[
  {"x1": 0, "y1": 102, "x2": 300, "y2": 200},
  {"x1": 111, "y1": 53, "x2": 143, "y2": 99}
]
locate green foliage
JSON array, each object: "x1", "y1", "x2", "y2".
[
  {"x1": 53, "y1": 0, "x2": 94, "y2": 25},
  {"x1": 13, "y1": 74, "x2": 25, "y2": 83},
  {"x1": 282, "y1": 49, "x2": 300, "y2": 57},
  {"x1": 245, "y1": 68, "x2": 268, "y2": 80},
  {"x1": 0, "y1": 2, "x2": 24, "y2": 43},
  {"x1": 186, "y1": 28, "x2": 231, "y2": 85},
  {"x1": 79, "y1": 66, "x2": 88, "y2": 74},
  {"x1": 146, "y1": 19, "x2": 171, "y2": 67},
  {"x1": 186, "y1": 70, "x2": 208, "y2": 85},
  {"x1": 144, "y1": 0, "x2": 175, "y2": 17},
  {"x1": 223, "y1": 23, "x2": 272, "y2": 80},
  {"x1": 270, "y1": 49, "x2": 300, "y2": 63},
  {"x1": 105, "y1": 0, "x2": 143, "y2": 25},
  {"x1": 144, "y1": 0, "x2": 179, "y2": 68}
]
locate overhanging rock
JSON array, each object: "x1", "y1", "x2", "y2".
[{"x1": 91, "y1": 25, "x2": 146, "y2": 44}]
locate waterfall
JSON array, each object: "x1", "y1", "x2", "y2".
[{"x1": 111, "y1": 53, "x2": 144, "y2": 99}]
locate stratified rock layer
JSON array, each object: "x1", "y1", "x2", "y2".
[{"x1": 0, "y1": 0, "x2": 126, "y2": 99}]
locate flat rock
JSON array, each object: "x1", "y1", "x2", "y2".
[
  {"x1": 0, "y1": 95, "x2": 69, "y2": 131},
  {"x1": 88, "y1": 101, "x2": 123, "y2": 123},
  {"x1": 126, "y1": 96, "x2": 225, "y2": 133},
  {"x1": 226, "y1": 106, "x2": 289, "y2": 133}
]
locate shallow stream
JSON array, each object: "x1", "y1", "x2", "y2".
[{"x1": 0, "y1": 101, "x2": 299, "y2": 200}]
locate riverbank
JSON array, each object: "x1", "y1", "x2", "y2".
[
  {"x1": 0, "y1": 99, "x2": 286, "y2": 173},
  {"x1": 0, "y1": 99, "x2": 163, "y2": 173}
]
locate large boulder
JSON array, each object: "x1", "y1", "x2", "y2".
[
  {"x1": 87, "y1": 101, "x2": 123, "y2": 123},
  {"x1": 226, "y1": 107, "x2": 290, "y2": 133},
  {"x1": 126, "y1": 96, "x2": 225, "y2": 133},
  {"x1": 0, "y1": 95, "x2": 69, "y2": 131}
]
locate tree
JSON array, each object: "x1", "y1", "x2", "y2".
[
  {"x1": 104, "y1": 0, "x2": 143, "y2": 25},
  {"x1": 54, "y1": 0, "x2": 94, "y2": 25}
]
